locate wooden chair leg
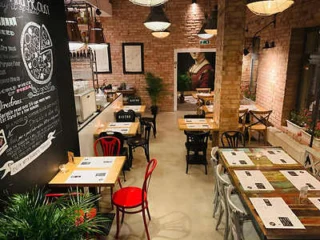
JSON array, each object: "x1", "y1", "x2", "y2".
[{"x1": 248, "y1": 129, "x2": 251, "y2": 145}]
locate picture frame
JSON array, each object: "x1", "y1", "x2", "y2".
[
  {"x1": 122, "y1": 43, "x2": 144, "y2": 74},
  {"x1": 93, "y1": 43, "x2": 112, "y2": 73}
]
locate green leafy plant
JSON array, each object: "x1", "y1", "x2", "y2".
[
  {"x1": 145, "y1": 72, "x2": 164, "y2": 106},
  {"x1": 0, "y1": 188, "x2": 109, "y2": 240},
  {"x1": 177, "y1": 73, "x2": 191, "y2": 92},
  {"x1": 242, "y1": 85, "x2": 256, "y2": 101},
  {"x1": 289, "y1": 109, "x2": 311, "y2": 127}
]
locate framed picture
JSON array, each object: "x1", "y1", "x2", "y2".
[
  {"x1": 93, "y1": 43, "x2": 112, "y2": 73},
  {"x1": 122, "y1": 43, "x2": 144, "y2": 74}
]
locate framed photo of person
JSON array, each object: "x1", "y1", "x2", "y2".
[
  {"x1": 93, "y1": 43, "x2": 112, "y2": 73},
  {"x1": 122, "y1": 43, "x2": 144, "y2": 74}
]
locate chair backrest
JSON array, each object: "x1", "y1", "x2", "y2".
[
  {"x1": 248, "y1": 110, "x2": 272, "y2": 128},
  {"x1": 142, "y1": 158, "x2": 158, "y2": 202},
  {"x1": 185, "y1": 131, "x2": 210, "y2": 152},
  {"x1": 184, "y1": 110, "x2": 205, "y2": 119},
  {"x1": 196, "y1": 88, "x2": 211, "y2": 93},
  {"x1": 99, "y1": 131, "x2": 125, "y2": 150},
  {"x1": 239, "y1": 109, "x2": 248, "y2": 125},
  {"x1": 211, "y1": 146, "x2": 219, "y2": 165},
  {"x1": 127, "y1": 96, "x2": 141, "y2": 105},
  {"x1": 215, "y1": 164, "x2": 230, "y2": 209},
  {"x1": 226, "y1": 185, "x2": 247, "y2": 240},
  {"x1": 141, "y1": 121, "x2": 152, "y2": 143},
  {"x1": 221, "y1": 131, "x2": 245, "y2": 148},
  {"x1": 304, "y1": 149, "x2": 320, "y2": 178},
  {"x1": 94, "y1": 136, "x2": 121, "y2": 156},
  {"x1": 116, "y1": 109, "x2": 136, "y2": 122}
]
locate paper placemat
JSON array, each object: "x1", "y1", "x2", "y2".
[
  {"x1": 250, "y1": 197, "x2": 305, "y2": 229},
  {"x1": 184, "y1": 119, "x2": 207, "y2": 123},
  {"x1": 280, "y1": 170, "x2": 320, "y2": 190},
  {"x1": 186, "y1": 123, "x2": 210, "y2": 129},
  {"x1": 108, "y1": 122, "x2": 132, "y2": 127},
  {"x1": 78, "y1": 157, "x2": 116, "y2": 168},
  {"x1": 104, "y1": 128, "x2": 129, "y2": 134},
  {"x1": 198, "y1": 93, "x2": 211, "y2": 96},
  {"x1": 123, "y1": 106, "x2": 141, "y2": 111},
  {"x1": 222, "y1": 150, "x2": 254, "y2": 166},
  {"x1": 262, "y1": 149, "x2": 297, "y2": 164},
  {"x1": 66, "y1": 170, "x2": 109, "y2": 184},
  {"x1": 309, "y1": 198, "x2": 320, "y2": 211},
  {"x1": 235, "y1": 170, "x2": 274, "y2": 191}
]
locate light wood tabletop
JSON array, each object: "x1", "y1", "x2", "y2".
[
  {"x1": 94, "y1": 122, "x2": 139, "y2": 137},
  {"x1": 120, "y1": 105, "x2": 146, "y2": 113},
  {"x1": 178, "y1": 118, "x2": 219, "y2": 131},
  {"x1": 192, "y1": 92, "x2": 214, "y2": 102},
  {"x1": 218, "y1": 147, "x2": 320, "y2": 240},
  {"x1": 49, "y1": 156, "x2": 126, "y2": 187}
]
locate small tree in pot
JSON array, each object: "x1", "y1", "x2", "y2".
[
  {"x1": 145, "y1": 72, "x2": 164, "y2": 113},
  {"x1": 178, "y1": 72, "x2": 191, "y2": 103}
]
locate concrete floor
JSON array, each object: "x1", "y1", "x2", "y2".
[{"x1": 103, "y1": 111, "x2": 224, "y2": 240}]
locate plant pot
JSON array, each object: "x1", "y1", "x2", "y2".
[
  {"x1": 178, "y1": 92, "x2": 185, "y2": 103},
  {"x1": 301, "y1": 130, "x2": 320, "y2": 148},
  {"x1": 286, "y1": 120, "x2": 303, "y2": 135}
]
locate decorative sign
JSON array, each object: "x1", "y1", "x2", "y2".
[
  {"x1": 200, "y1": 40, "x2": 210, "y2": 45},
  {"x1": 0, "y1": 1, "x2": 63, "y2": 181}
]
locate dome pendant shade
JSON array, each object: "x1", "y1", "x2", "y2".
[
  {"x1": 152, "y1": 30, "x2": 170, "y2": 38},
  {"x1": 204, "y1": 6, "x2": 218, "y2": 35},
  {"x1": 129, "y1": 0, "x2": 168, "y2": 7},
  {"x1": 144, "y1": 6, "x2": 171, "y2": 31},
  {"x1": 198, "y1": 23, "x2": 213, "y2": 39},
  {"x1": 88, "y1": 21, "x2": 105, "y2": 45},
  {"x1": 247, "y1": 0, "x2": 294, "y2": 16}
]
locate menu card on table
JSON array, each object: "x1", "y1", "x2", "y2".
[
  {"x1": 262, "y1": 149, "x2": 297, "y2": 164},
  {"x1": 123, "y1": 106, "x2": 141, "y2": 111},
  {"x1": 186, "y1": 124, "x2": 210, "y2": 129},
  {"x1": 184, "y1": 119, "x2": 207, "y2": 123},
  {"x1": 235, "y1": 170, "x2": 274, "y2": 191},
  {"x1": 108, "y1": 122, "x2": 132, "y2": 127},
  {"x1": 66, "y1": 170, "x2": 109, "y2": 184},
  {"x1": 280, "y1": 170, "x2": 320, "y2": 190},
  {"x1": 222, "y1": 151, "x2": 254, "y2": 166},
  {"x1": 104, "y1": 128, "x2": 129, "y2": 134},
  {"x1": 250, "y1": 197, "x2": 305, "y2": 229},
  {"x1": 308, "y1": 198, "x2": 320, "y2": 210},
  {"x1": 78, "y1": 157, "x2": 116, "y2": 168}
]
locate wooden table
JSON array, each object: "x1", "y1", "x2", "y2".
[
  {"x1": 49, "y1": 156, "x2": 126, "y2": 188},
  {"x1": 218, "y1": 147, "x2": 320, "y2": 240},
  {"x1": 94, "y1": 122, "x2": 139, "y2": 137},
  {"x1": 192, "y1": 92, "x2": 214, "y2": 102},
  {"x1": 120, "y1": 105, "x2": 146, "y2": 113}
]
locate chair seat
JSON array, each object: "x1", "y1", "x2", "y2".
[
  {"x1": 141, "y1": 117, "x2": 153, "y2": 122},
  {"x1": 127, "y1": 138, "x2": 147, "y2": 146},
  {"x1": 243, "y1": 220, "x2": 260, "y2": 240},
  {"x1": 247, "y1": 124, "x2": 267, "y2": 131},
  {"x1": 230, "y1": 193, "x2": 247, "y2": 213},
  {"x1": 112, "y1": 187, "x2": 147, "y2": 208}
]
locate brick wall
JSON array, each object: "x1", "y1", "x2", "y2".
[
  {"x1": 243, "y1": 0, "x2": 320, "y2": 127},
  {"x1": 98, "y1": 0, "x2": 217, "y2": 111}
]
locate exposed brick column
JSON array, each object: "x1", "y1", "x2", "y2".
[{"x1": 214, "y1": 0, "x2": 246, "y2": 133}]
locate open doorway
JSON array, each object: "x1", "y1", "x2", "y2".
[{"x1": 174, "y1": 48, "x2": 216, "y2": 111}]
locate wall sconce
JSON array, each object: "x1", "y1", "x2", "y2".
[
  {"x1": 243, "y1": 48, "x2": 250, "y2": 56},
  {"x1": 263, "y1": 41, "x2": 275, "y2": 49},
  {"x1": 192, "y1": 0, "x2": 197, "y2": 3}
]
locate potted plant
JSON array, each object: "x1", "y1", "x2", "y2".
[
  {"x1": 0, "y1": 188, "x2": 109, "y2": 240},
  {"x1": 286, "y1": 109, "x2": 310, "y2": 134},
  {"x1": 302, "y1": 121, "x2": 320, "y2": 147},
  {"x1": 145, "y1": 72, "x2": 164, "y2": 113},
  {"x1": 177, "y1": 72, "x2": 191, "y2": 103}
]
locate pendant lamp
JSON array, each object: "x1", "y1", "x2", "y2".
[
  {"x1": 152, "y1": 29, "x2": 170, "y2": 38},
  {"x1": 197, "y1": 15, "x2": 213, "y2": 39},
  {"x1": 66, "y1": 11, "x2": 84, "y2": 51},
  {"x1": 204, "y1": 6, "x2": 218, "y2": 35},
  {"x1": 247, "y1": 0, "x2": 294, "y2": 16},
  {"x1": 144, "y1": 6, "x2": 171, "y2": 31},
  {"x1": 129, "y1": 0, "x2": 168, "y2": 7}
]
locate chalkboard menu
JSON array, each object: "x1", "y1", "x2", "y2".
[{"x1": 0, "y1": 0, "x2": 78, "y2": 193}]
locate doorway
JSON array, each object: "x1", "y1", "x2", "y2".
[{"x1": 174, "y1": 48, "x2": 216, "y2": 111}]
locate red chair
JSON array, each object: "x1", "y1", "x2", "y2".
[
  {"x1": 112, "y1": 158, "x2": 158, "y2": 240},
  {"x1": 94, "y1": 136, "x2": 122, "y2": 207}
]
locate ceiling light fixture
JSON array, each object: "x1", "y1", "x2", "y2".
[
  {"x1": 247, "y1": 0, "x2": 294, "y2": 16},
  {"x1": 129, "y1": 0, "x2": 168, "y2": 7},
  {"x1": 197, "y1": 14, "x2": 213, "y2": 39},
  {"x1": 152, "y1": 29, "x2": 170, "y2": 38},
  {"x1": 66, "y1": 10, "x2": 84, "y2": 51},
  {"x1": 192, "y1": 0, "x2": 197, "y2": 4},
  {"x1": 204, "y1": 5, "x2": 218, "y2": 35},
  {"x1": 144, "y1": 6, "x2": 171, "y2": 31}
]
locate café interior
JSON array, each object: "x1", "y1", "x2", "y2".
[{"x1": 1, "y1": 0, "x2": 320, "y2": 239}]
